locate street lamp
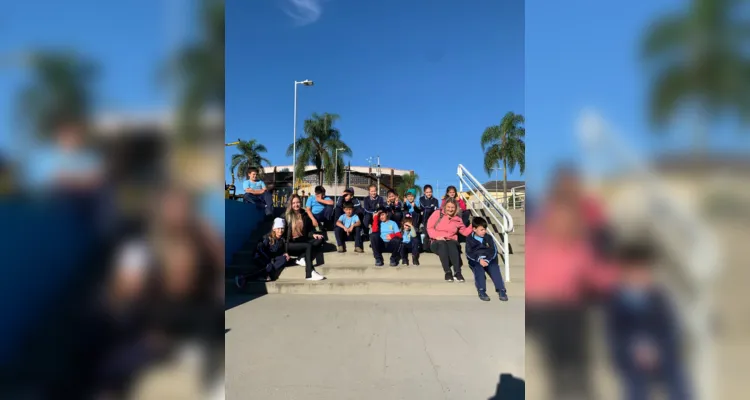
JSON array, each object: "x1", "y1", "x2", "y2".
[
  {"x1": 334, "y1": 147, "x2": 345, "y2": 204},
  {"x1": 292, "y1": 79, "x2": 314, "y2": 194}
]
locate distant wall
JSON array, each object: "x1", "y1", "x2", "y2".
[{"x1": 225, "y1": 200, "x2": 264, "y2": 265}]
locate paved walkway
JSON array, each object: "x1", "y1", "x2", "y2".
[{"x1": 226, "y1": 295, "x2": 524, "y2": 400}]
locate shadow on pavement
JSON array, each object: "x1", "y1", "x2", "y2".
[
  {"x1": 225, "y1": 294, "x2": 266, "y2": 311},
  {"x1": 488, "y1": 373, "x2": 525, "y2": 400}
]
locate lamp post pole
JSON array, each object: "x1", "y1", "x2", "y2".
[
  {"x1": 334, "y1": 147, "x2": 345, "y2": 204},
  {"x1": 292, "y1": 79, "x2": 314, "y2": 194}
]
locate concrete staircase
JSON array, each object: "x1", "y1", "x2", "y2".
[{"x1": 226, "y1": 209, "x2": 525, "y2": 297}]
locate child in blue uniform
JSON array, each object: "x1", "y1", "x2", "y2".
[
  {"x1": 306, "y1": 185, "x2": 334, "y2": 231},
  {"x1": 371, "y1": 210, "x2": 402, "y2": 267},
  {"x1": 465, "y1": 217, "x2": 508, "y2": 301},
  {"x1": 362, "y1": 184, "x2": 386, "y2": 234},
  {"x1": 334, "y1": 201, "x2": 363, "y2": 253},
  {"x1": 398, "y1": 216, "x2": 420, "y2": 266},
  {"x1": 235, "y1": 218, "x2": 289, "y2": 288},
  {"x1": 418, "y1": 184, "x2": 440, "y2": 246}
]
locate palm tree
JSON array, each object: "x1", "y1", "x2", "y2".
[
  {"x1": 481, "y1": 112, "x2": 525, "y2": 207},
  {"x1": 396, "y1": 172, "x2": 421, "y2": 197},
  {"x1": 172, "y1": 0, "x2": 224, "y2": 141},
  {"x1": 230, "y1": 139, "x2": 271, "y2": 182},
  {"x1": 286, "y1": 112, "x2": 352, "y2": 185},
  {"x1": 16, "y1": 51, "x2": 97, "y2": 138},
  {"x1": 642, "y1": 0, "x2": 750, "y2": 149}
]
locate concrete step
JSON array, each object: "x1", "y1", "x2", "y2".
[
  {"x1": 278, "y1": 263, "x2": 525, "y2": 281},
  {"x1": 228, "y1": 277, "x2": 525, "y2": 297}
]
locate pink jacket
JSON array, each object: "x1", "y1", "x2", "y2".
[
  {"x1": 525, "y1": 222, "x2": 619, "y2": 306},
  {"x1": 426, "y1": 210, "x2": 473, "y2": 241}
]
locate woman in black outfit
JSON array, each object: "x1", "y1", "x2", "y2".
[{"x1": 284, "y1": 194, "x2": 327, "y2": 281}]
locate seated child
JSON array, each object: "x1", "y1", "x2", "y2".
[
  {"x1": 370, "y1": 210, "x2": 402, "y2": 267},
  {"x1": 384, "y1": 189, "x2": 404, "y2": 224},
  {"x1": 465, "y1": 217, "x2": 508, "y2": 301},
  {"x1": 398, "y1": 216, "x2": 420, "y2": 266},
  {"x1": 606, "y1": 240, "x2": 689, "y2": 400},
  {"x1": 334, "y1": 187, "x2": 363, "y2": 222},
  {"x1": 306, "y1": 185, "x2": 334, "y2": 231},
  {"x1": 334, "y1": 201, "x2": 363, "y2": 253},
  {"x1": 418, "y1": 184, "x2": 440, "y2": 244},
  {"x1": 235, "y1": 218, "x2": 289, "y2": 288},
  {"x1": 362, "y1": 184, "x2": 386, "y2": 234},
  {"x1": 242, "y1": 168, "x2": 272, "y2": 215}
]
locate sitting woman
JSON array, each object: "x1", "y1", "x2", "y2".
[
  {"x1": 427, "y1": 198, "x2": 474, "y2": 282},
  {"x1": 441, "y1": 186, "x2": 470, "y2": 227},
  {"x1": 285, "y1": 194, "x2": 327, "y2": 281}
]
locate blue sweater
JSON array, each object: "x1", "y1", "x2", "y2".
[
  {"x1": 363, "y1": 195, "x2": 386, "y2": 214},
  {"x1": 254, "y1": 236, "x2": 286, "y2": 266},
  {"x1": 465, "y1": 233, "x2": 498, "y2": 263}
]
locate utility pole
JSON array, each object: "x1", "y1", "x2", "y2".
[
  {"x1": 376, "y1": 155, "x2": 381, "y2": 196},
  {"x1": 490, "y1": 166, "x2": 503, "y2": 205}
]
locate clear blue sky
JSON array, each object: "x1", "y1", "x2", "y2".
[
  {"x1": 526, "y1": 0, "x2": 750, "y2": 196},
  {"x1": 225, "y1": 0, "x2": 525, "y2": 191},
  {"x1": 0, "y1": 0, "x2": 193, "y2": 151}
]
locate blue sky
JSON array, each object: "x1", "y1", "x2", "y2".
[
  {"x1": 526, "y1": 0, "x2": 750, "y2": 195},
  {"x1": 0, "y1": 0, "x2": 194, "y2": 151},
  {"x1": 225, "y1": 0, "x2": 525, "y2": 191}
]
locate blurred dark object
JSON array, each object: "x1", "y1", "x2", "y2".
[{"x1": 489, "y1": 373, "x2": 525, "y2": 400}]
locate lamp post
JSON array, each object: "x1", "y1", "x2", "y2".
[
  {"x1": 490, "y1": 166, "x2": 503, "y2": 206},
  {"x1": 334, "y1": 147, "x2": 345, "y2": 204},
  {"x1": 292, "y1": 79, "x2": 314, "y2": 194}
]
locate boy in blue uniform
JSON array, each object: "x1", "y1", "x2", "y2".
[
  {"x1": 362, "y1": 184, "x2": 386, "y2": 234},
  {"x1": 243, "y1": 168, "x2": 272, "y2": 215},
  {"x1": 465, "y1": 217, "x2": 508, "y2": 301},
  {"x1": 384, "y1": 189, "x2": 403, "y2": 224},
  {"x1": 306, "y1": 185, "x2": 334, "y2": 231},
  {"x1": 371, "y1": 210, "x2": 402, "y2": 267},
  {"x1": 398, "y1": 216, "x2": 420, "y2": 266},
  {"x1": 606, "y1": 241, "x2": 690, "y2": 400},
  {"x1": 334, "y1": 201, "x2": 363, "y2": 253}
]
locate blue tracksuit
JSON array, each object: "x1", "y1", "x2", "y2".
[
  {"x1": 418, "y1": 196, "x2": 440, "y2": 235},
  {"x1": 252, "y1": 236, "x2": 288, "y2": 280},
  {"x1": 606, "y1": 287, "x2": 690, "y2": 400},
  {"x1": 465, "y1": 233, "x2": 506, "y2": 294},
  {"x1": 362, "y1": 195, "x2": 386, "y2": 232}
]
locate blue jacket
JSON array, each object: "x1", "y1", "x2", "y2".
[
  {"x1": 465, "y1": 233, "x2": 498, "y2": 263},
  {"x1": 336, "y1": 196, "x2": 362, "y2": 211},
  {"x1": 254, "y1": 236, "x2": 286, "y2": 266},
  {"x1": 419, "y1": 196, "x2": 440, "y2": 213},
  {"x1": 363, "y1": 195, "x2": 386, "y2": 214}
]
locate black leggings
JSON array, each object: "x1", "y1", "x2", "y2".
[
  {"x1": 430, "y1": 240, "x2": 461, "y2": 274},
  {"x1": 287, "y1": 238, "x2": 324, "y2": 278}
]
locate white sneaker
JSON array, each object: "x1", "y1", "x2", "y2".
[
  {"x1": 296, "y1": 258, "x2": 306, "y2": 267},
  {"x1": 306, "y1": 270, "x2": 325, "y2": 281}
]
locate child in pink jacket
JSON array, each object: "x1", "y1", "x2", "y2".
[{"x1": 427, "y1": 198, "x2": 474, "y2": 282}]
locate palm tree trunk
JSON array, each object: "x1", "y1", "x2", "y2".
[{"x1": 503, "y1": 160, "x2": 508, "y2": 208}]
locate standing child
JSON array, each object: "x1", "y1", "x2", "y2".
[
  {"x1": 334, "y1": 187, "x2": 362, "y2": 222},
  {"x1": 334, "y1": 201, "x2": 363, "y2": 253},
  {"x1": 384, "y1": 189, "x2": 404, "y2": 224},
  {"x1": 235, "y1": 218, "x2": 289, "y2": 288},
  {"x1": 465, "y1": 217, "x2": 508, "y2": 301},
  {"x1": 399, "y1": 217, "x2": 420, "y2": 266},
  {"x1": 362, "y1": 184, "x2": 386, "y2": 234},
  {"x1": 306, "y1": 185, "x2": 334, "y2": 232},
  {"x1": 418, "y1": 184, "x2": 440, "y2": 246},
  {"x1": 606, "y1": 241, "x2": 690, "y2": 400}
]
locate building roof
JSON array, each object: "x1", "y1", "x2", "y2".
[
  {"x1": 481, "y1": 180, "x2": 525, "y2": 191},
  {"x1": 263, "y1": 165, "x2": 414, "y2": 176}
]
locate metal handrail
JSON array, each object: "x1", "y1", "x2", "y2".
[{"x1": 457, "y1": 164, "x2": 515, "y2": 282}]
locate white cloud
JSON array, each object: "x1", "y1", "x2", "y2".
[{"x1": 281, "y1": 0, "x2": 324, "y2": 26}]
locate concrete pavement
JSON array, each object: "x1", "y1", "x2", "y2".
[{"x1": 225, "y1": 295, "x2": 524, "y2": 400}]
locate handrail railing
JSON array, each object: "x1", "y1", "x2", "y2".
[
  {"x1": 509, "y1": 185, "x2": 525, "y2": 210},
  {"x1": 457, "y1": 164, "x2": 515, "y2": 282},
  {"x1": 578, "y1": 110, "x2": 720, "y2": 400}
]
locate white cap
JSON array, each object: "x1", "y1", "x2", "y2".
[{"x1": 272, "y1": 218, "x2": 285, "y2": 230}]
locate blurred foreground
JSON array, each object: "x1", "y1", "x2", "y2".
[{"x1": 526, "y1": 113, "x2": 749, "y2": 399}]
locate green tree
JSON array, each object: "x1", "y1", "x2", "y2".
[
  {"x1": 642, "y1": 0, "x2": 750, "y2": 149},
  {"x1": 286, "y1": 112, "x2": 352, "y2": 186},
  {"x1": 16, "y1": 52, "x2": 97, "y2": 138},
  {"x1": 396, "y1": 172, "x2": 422, "y2": 197},
  {"x1": 230, "y1": 139, "x2": 271, "y2": 182},
  {"x1": 172, "y1": 0, "x2": 224, "y2": 141},
  {"x1": 481, "y1": 111, "x2": 525, "y2": 207}
]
